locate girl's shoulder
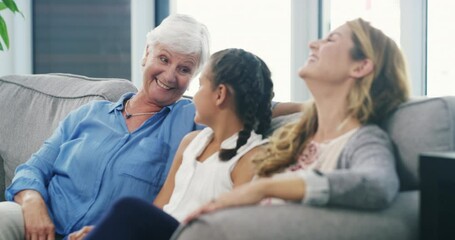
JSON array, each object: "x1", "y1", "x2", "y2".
[
  {"x1": 181, "y1": 128, "x2": 213, "y2": 151},
  {"x1": 182, "y1": 129, "x2": 204, "y2": 145}
]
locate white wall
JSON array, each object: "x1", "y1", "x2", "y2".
[
  {"x1": 131, "y1": 0, "x2": 155, "y2": 88},
  {"x1": 290, "y1": 0, "x2": 319, "y2": 102},
  {"x1": 400, "y1": 0, "x2": 427, "y2": 96}
]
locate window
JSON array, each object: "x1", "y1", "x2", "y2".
[
  {"x1": 325, "y1": 0, "x2": 433, "y2": 96},
  {"x1": 171, "y1": 0, "x2": 292, "y2": 102},
  {"x1": 426, "y1": 1, "x2": 455, "y2": 97},
  {"x1": 327, "y1": 0, "x2": 401, "y2": 45},
  {"x1": 5, "y1": 1, "x2": 446, "y2": 98},
  {"x1": 33, "y1": 0, "x2": 131, "y2": 79}
]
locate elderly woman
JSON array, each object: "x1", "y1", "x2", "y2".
[{"x1": 0, "y1": 14, "x2": 210, "y2": 240}]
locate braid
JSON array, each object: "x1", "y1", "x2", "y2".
[
  {"x1": 255, "y1": 58, "x2": 274, "y2": 135},
  {"x1": 219, "y1": 124, "x2": 253, "y2": 160},
  {"x1": 211, "y1": 49, "x2": 274, "y2": 161}
]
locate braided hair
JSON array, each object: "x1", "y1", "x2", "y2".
[{"x1": 208, "y1": 48, "x2": 274, "y2": 161}]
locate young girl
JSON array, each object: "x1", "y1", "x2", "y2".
[
  {"x1": 185, "y1": 18, "x2": 410, "y2": 229},
  {"x1": 68, "y1": 48, "x2": 275, "y2": 240}
]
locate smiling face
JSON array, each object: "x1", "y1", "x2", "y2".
[
  {"x1": 141, "y1": 44, "x2": 199, "y2": 107},
  {"x1": 299, "y1": 23, "x2": 356, "y2": 85}
]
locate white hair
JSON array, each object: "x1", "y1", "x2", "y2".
[{"x1": 144, "y1": 14, "x2": 210, "y2": 75}]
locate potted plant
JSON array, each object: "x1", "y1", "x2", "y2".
[{"x1": 0, "y1": 0, "x2": 22, "y2": 51}]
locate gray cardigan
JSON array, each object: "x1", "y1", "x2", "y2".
[
  {"x1": 268, "y1": 125, "x2": 398, "y2": 209},
  {"x1": 301, "y1": 125, "x2": 399, "y2": 210}
]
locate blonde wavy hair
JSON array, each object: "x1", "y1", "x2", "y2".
[{"x1": 255, "y1": 18, "x2": 410, "y2": 177}]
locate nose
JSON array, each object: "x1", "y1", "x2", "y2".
[
  {"x1": 309, "y1": 39, "x2": 319, "y2": 50},
  {"x1": 161, "y1": 67, "x2": 177, "y2": 84}
]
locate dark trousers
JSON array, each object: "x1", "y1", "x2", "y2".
[{"x1": 85, "y1": 197, "x2": 179, "y2": 240}]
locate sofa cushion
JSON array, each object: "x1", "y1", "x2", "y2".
[
  {"x1": 172, "y1": 191, "x2": 418, "y2": 240},
  {"x1": 384, "y1": 97, "x2": 455, "y2": 190},
  {"x1": 0, "y1": 73, "x2": 137, "y2": 201}
]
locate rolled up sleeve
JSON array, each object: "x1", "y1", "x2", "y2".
[{"x1": 297, "y1": 170, "x2": 330, "y2": 206}]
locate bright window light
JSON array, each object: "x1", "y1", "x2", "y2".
[
  {"x1": 427, "y1": 0, "x2": 455, "y2": 97},
  {"x1": 329, "y1": 0, "x2": 401, "y2": 45},
  {"x1": 172, "y1": 0, "x2": 291, "y2": 102}
]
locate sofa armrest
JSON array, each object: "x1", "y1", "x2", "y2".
[
  {"x1": 420, "y1": 151, "x2": 455, "y2": 239},
  {"x1": 172, "y1": 191, "x2": 418, "y2": 240}
]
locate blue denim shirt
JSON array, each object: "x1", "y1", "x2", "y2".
[{"x1": 5, "y1": 92, "x2": 202, "y2": 235}]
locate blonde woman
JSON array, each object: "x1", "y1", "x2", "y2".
[{"x1": 187, "y1": 18, "x2": 410, "y2": 222}]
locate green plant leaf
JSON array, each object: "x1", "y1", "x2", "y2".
[
  {"x1": 0, "y1": 15, "x2": 9, "y2": 49},
  {"x1": 0, "y1": 41, "x2": 4, "y2": 51},
  {"x1": 3, "y1": 0, "x2": 23, "y2": 17},
  {"x1": 3, "y1": 0, "x2": 19, "y2": 12},
  {"x1": 0, "y1": 3, "x2": 7, "y2": 11}
]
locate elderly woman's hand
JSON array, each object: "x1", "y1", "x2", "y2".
[{"x1": 15, "y1": 190, "x2": 55, "y2": 240}]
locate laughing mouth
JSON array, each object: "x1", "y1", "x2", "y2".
[
  {"x1": 308, "y1": 54, "x2": 318, "y2": 61},
  {"x1": 156, "y1": 78, "x2": 172, "y2": 90}
]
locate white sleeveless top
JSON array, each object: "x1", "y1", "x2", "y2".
[{"x1": 163, "y1": 127, "x2": 268, "y2": 221}]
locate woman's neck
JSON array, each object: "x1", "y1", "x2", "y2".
[
  {"x1": 129, "y1": 92, "x2": 163, "y2": 113},
  {"x1": 312, "y1": 96, "x2": 360, "y2": 143}
]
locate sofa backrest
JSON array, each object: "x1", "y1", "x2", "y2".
[
  {"x1": 383, "y1": 97, "x2": 455, "y2": 191},
  {"x1": 0, "y1": 73, "x2": 137, "y2": 201}
]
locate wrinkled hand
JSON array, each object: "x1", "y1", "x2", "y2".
[
  {"x1": 21, "y1": 195, "x2": 55, "y2": 240},
  {"x1": 68, "y1": 226, "x2": 94, "y2": 240},
  {"x1": 184, "y1": 181, "x2": 266, "y2": 223}
]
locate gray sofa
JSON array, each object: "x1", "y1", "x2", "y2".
[{"x1": 1, "y1": 73, "x2": 454, "y2": 239}]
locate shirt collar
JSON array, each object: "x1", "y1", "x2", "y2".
[{"x1": 109, "y1": 92, "x2": 135, "y2": 113}]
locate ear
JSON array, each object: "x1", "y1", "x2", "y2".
[
  {"x1": 214, "y1": 84, "x2": 229, "y2": 107},
  {"x1": 350, "y1": 59, "x2": 374, "y2": 79},
  {"x1": 141, "y1": 45, "x2": 150, "y2": 67}
]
